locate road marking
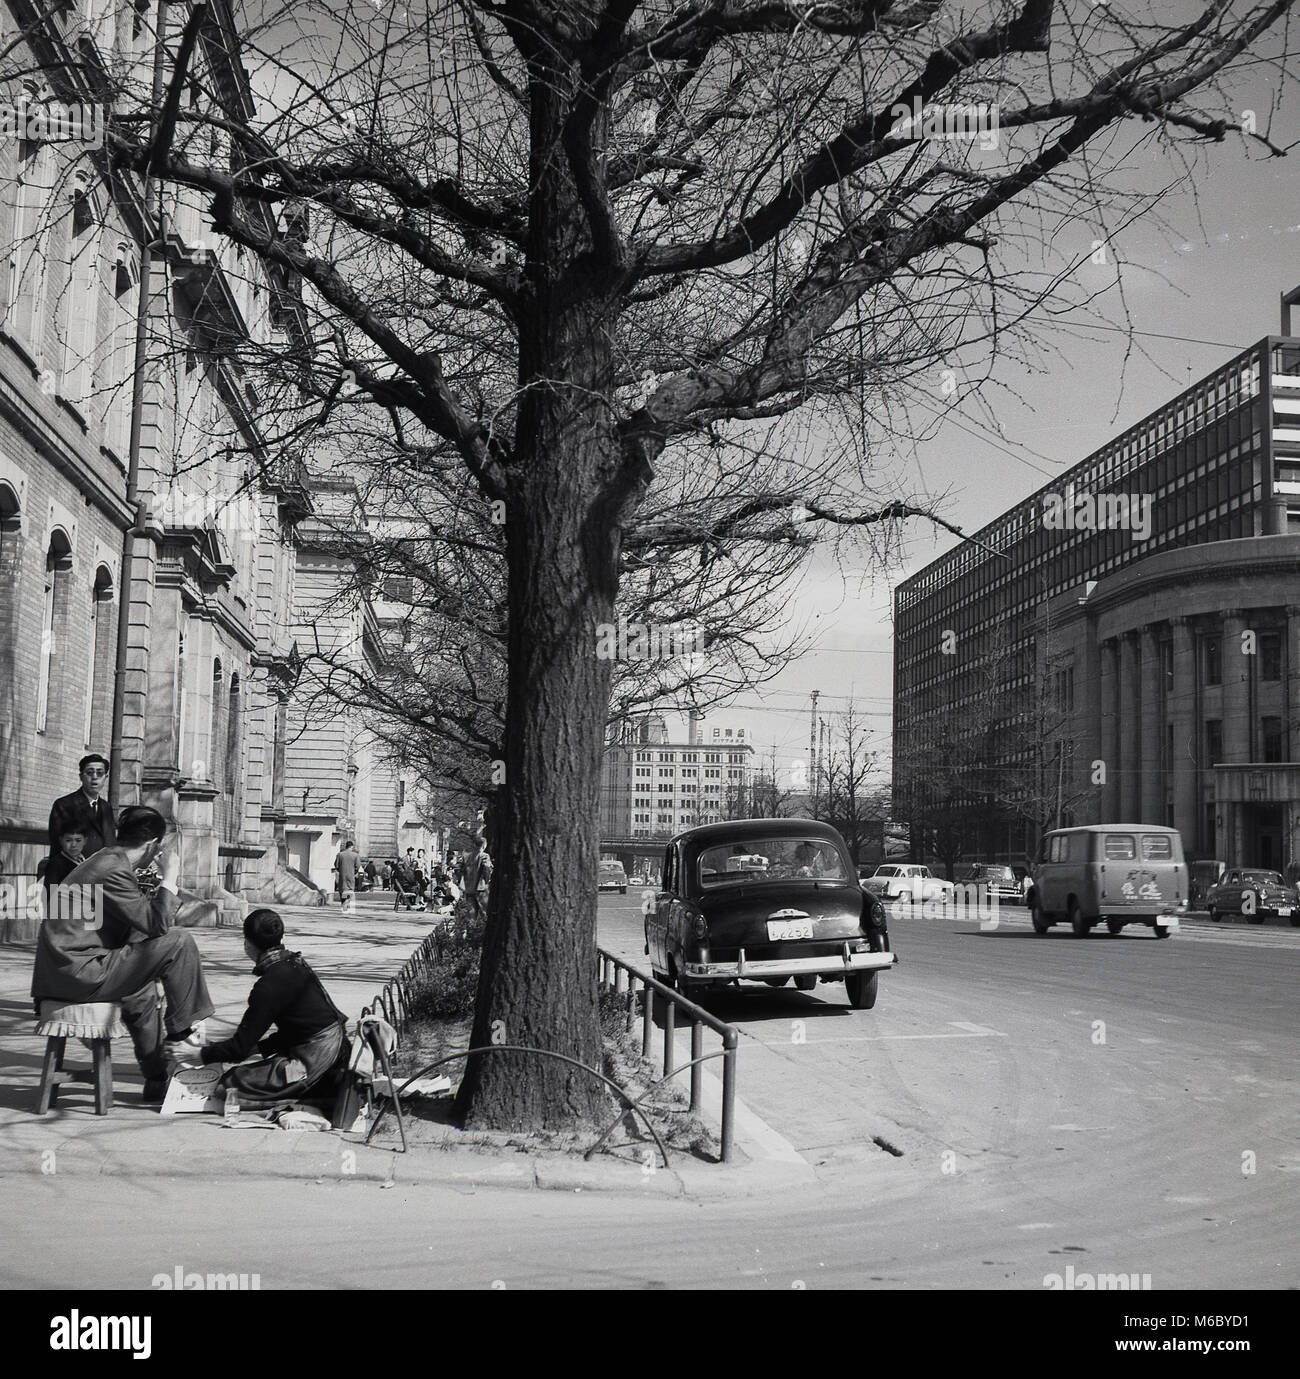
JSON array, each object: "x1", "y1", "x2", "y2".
[
  {"x1": 948, "y1": 1021, "x2": 1006, "y2": 1036},
  {"x1": 757, "y1": 1028, "x2": 1009, "y2": 1045}
]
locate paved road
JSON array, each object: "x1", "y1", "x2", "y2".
[{"x1": 597, "y1": 893, "x2": 1300, "y2": 1288}]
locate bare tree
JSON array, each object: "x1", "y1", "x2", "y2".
[
  {"x1": 817, "y1": 702, "x2": 883, "y2": 864},
  {"x1": 90, "y1": 0, "x2": 1299, "y2": 1128}
]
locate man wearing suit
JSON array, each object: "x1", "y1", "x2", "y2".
[
  {"x1": 31, "y1": 805, "x2": 215, "y2": 1102},
  {"x1": 48, "y1": 754, "x2": 116, "y2": 860}
]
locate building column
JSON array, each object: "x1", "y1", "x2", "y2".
[
  {"x1": 1098, "y1": 638, "x2": 1119, "y2": 820},
  {"x1": 1118, "y1": 631, "x2": 1141, "y2": 820},
  {"x1": 1221, "y1": 610, "x2": 1250, "y2": 764},
  {"x1": 1140, "y1": 624, "x2": 1164, "y2": 824},
  {"x1": 1286, "y1": 605, "x2": 1300, "y2": 761},
  {"x1": 1169, "y1": 616, "x2": 1198, "y2": 847}
]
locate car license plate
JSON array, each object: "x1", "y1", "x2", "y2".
[
  {"x1": 767, "y1": 918, "x2": 813, "y2": 941},
  {"x1": 1278, "y1": 907, "x2": 1292, "y2": 916}
]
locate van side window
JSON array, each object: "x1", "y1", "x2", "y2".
[
  {"x1": 1141, "y1": 834, "x2": 1173, "y2": 860},
  {"x1": 1104, "y1": 834, "x2": 1136, "y2": 860}
]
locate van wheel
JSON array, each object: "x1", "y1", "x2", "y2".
[
  {"x1": 762, "y1": 977, "x2": 789, "y2": 988},
  {"x1": 1070, "y1": 901, "x2": 1090, "y2": 938},
  {"x1": 1153, "y1": 924, "x2": 1173, "y2": 939},
  {"x1": 1030, "y1": 901, "x2": 1049, "y2": 934},
  {"x1": 1207, "y1": 905, "x2": 1219, "y2": 922},
  {"x1": 1106, "y1": 918, "x2": 1124, "y2": 936}
]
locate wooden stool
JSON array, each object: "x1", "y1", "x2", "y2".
[{"x1": 34, "y1": 1001, "x2": 126, "y2": 1115}]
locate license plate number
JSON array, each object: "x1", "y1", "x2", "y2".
[
  {"x1": 1278, "y1": 907, "x2": 1292, "y2": 916},
  {"x1": 767, "y1": 919, "x2": 813, "y2": 941}
]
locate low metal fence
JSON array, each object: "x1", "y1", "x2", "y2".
[{"x1": 596, "y1": 946, "x2": 740, "y2": 1163}]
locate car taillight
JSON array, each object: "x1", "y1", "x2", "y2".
[{"x1": 690, "y1": 911, "x2": 709, "y2": 941}]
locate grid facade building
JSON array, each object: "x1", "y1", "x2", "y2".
[{"x1": 894, "y1": 336, "x2": 1300, "y2": 869}]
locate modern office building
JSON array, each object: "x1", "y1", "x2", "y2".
[
  {"x1": 601, "y1": 713, "x2": 754, "y2": 841},
  {"x1": 894, "y1": 330, "x2": 1300, "y2": 869}
]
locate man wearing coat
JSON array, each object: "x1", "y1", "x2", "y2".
[
  {"x1": 47, "y1": 754, "x2": 116, "y2": 859},
  {"x1": 31, "y1": 805, "x2": 215, "y2": 1102}
]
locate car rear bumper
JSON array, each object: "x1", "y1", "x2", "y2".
[{"x1": 685, "y1": 945, "x2": 896, "y2": 980}]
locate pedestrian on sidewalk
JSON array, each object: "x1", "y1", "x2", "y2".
[
  {"x1": 334, "y1": 840, "x2": 358, "y2": 913},
  {"x1": 172, "y1": 909, "x2": 349, "y2": 1106},
  {"x1": 30, "y1": 806, "x2": 214, "y2": 1103},
  {"x1": 47, "y1": 754, "x2": 115, "y2": 865},
  {"x1": 460, "y1": 835, "x2": 493, "y2": 921}
]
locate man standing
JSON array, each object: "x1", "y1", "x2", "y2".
[
  {"x1": 334, "y1": 840, "x2": 358, "y2": 913},
  {"x1": 460, "y1": 835, "x2": 493, "y2": 920},
  {"x1": 48, "y1": 754, "x2": 116, "y2": 860},
  {"x1": 31, "y1": 806, "x2": 215, "y2": 1102}
]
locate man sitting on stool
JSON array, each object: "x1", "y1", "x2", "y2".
[
  {"x1": 173, "y1": 910, "x2": 348, "y2": 1105},
  {"x1": 31, "y1": 805, "x2": 214, "y2": 1103}
]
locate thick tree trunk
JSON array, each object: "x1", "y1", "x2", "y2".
[{"x1": 456, "y1": 39, "x2": 624, "y2": 1129}]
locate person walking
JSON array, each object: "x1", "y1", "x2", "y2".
[
  {"x1": 31, "y1": 806, "x2": 215, "y2": 1103},
  {"x1": 334, "y1": 840, "x2": 359, "y2": 913}
]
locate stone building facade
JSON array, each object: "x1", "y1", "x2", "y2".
[{"x1": 0, "y1": 2, "x2": 311, "y2": 934}]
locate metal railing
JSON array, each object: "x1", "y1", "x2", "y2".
[{"x1": 596, "y1": 946, "x2": 740, "y2": 1163}]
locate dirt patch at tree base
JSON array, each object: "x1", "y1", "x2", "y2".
[{"x1": 366, "y1": 997, "x2": 725, "y2": 1165}]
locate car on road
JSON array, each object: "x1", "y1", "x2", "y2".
[
  {"x1": 1028, "y1": 824, "x2": 1187, "y2": 938},
  {"x1": 644, "y1": 819, "x2": 895, "y2": 1008},
  {"x1": 954, "y1": 862, "x2": 1022, "y2": 905},
  {"x1": 860, "y1": 862, "x2": 955, "y2": 907},
  {"x1": 598, "y1": 859, "x2": 628, "y2": 894},
  {"x1": 1205, "y1": 869, "x2": 1299, "y2": 925}
]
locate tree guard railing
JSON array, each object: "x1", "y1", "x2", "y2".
[{"x1": 596, "y1": 947, "x2": 740, "y2": 1164}]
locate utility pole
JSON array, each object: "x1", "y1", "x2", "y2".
[{"x1": 809, "y1": 690, "x2": 820, "y2": 816}]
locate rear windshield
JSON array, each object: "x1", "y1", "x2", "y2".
[
  {"x1": 1103, "y1": 834, "x2": 1136, "y2": 860},
  {"x1": 1140, "y1": 834, "x2": 1174, "y2": 860},
  {"x1": 698, "y1": 838, "x2": 848, "y2": 888}
]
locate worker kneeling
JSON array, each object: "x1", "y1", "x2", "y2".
[{"x1": 173, "y1": 909, "x2": 348, "y2": 1104}]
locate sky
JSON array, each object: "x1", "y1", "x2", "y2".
[{"x1": 689, "y1": 116, "x2": 1300, "y2": 792}]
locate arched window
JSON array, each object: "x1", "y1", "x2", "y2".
[
  {"x1": 0, "y1": 483, "x2": 22, "y2": 726},
  {"x1": 84, "y1": 564, "x2": 115, "y2": 746},
  {"x1": 36, "y1": 530, "x2": 73, "y2": 734}
]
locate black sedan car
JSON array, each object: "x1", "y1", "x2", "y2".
[
  {"x1": 644, "y1": 819, "x2": 895, "y2": 1008},
  {"x1": 1205, "y1": 869, "x2": 1299, "y2": 924}
]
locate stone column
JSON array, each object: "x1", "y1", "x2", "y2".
[
  {"x1": 1140, "y1": 625, "x2": 1164, "y2": 823},
  {"x1": 1098, "y1": 639, "x2": 1120, "y2": 820},
  {"x1": 1221, "y1": 610, "x2": 1250, "y2": 764},
  {"x1": 1287, "y1": 606, "x2": 1300, "y2": 761},
  {"x1": 1169, "y1": 617, "x2": 1198, "y2": 847},
  {"x1": 1118, "y1": 631, "x2": 1141, "y2": 820}
]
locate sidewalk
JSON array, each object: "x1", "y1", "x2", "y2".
[{"x1": 0, "y1": 897, "x2": 817, "y2": 1201}]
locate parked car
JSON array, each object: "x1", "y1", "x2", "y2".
[
  {"x1": 954, "y1": 862, "x2": 1022, "y2": 905},
  {"x1": 644, "y1": 819, "x2": 895, "y2": 1008},
  {"x1": 1028, "y1": 824, "x2": 1186, "y2": 938},
  {"x1": 1205, "y1": 869, "x2": 1299, "y2": 925},
  {"x1": 598, "y1": 859, "x2": 628, "y2": 894},
  {"x1": 860, "y1": 862, "x2": 955, "y2": 907}
]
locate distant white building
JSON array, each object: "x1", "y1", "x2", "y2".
[{"x1": 601, "y1": 713, "x2": 753, "y2": 839}]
